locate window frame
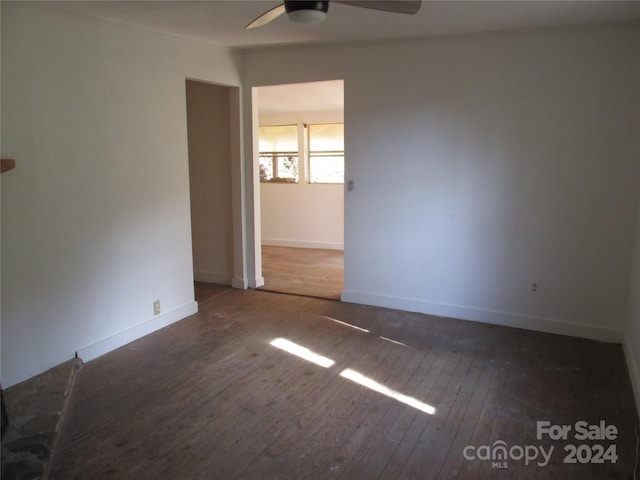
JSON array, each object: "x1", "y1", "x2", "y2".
[{"x1": 257, "y1": 122, "x2": 344, "y2": 185}]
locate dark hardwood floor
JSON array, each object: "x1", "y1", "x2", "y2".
[
  {"x1": 49, "y1": 288, "x2": 638, "y2": 479},
  {"x1": 260, "y1": 246, "x2": 344, "y2": 300},
  {"x1": 194, "y1": 281, "x2": 234, "y2": 305}
]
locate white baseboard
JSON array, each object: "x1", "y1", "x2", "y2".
[
  {"x1": 197, "y1": 272, "x2": 259, "y2": 290},
  {"x1": 194, "y1": 270, "x2": 232, "y2": 285},
  {"x1": 262, "y1": 238, "x2": 344, "y2": 250},
  {"x1": 230, "y1": 277, "x2": 263, "y2": 289},
  {"x1": 341, "y1": 289, "x2": 623, "y2": 343},
  {"x1": 232, "y1": 277, "x2": 248, "y2": 289},
  {"x1": 76, "y1": 301, "x2": 198, "y2": 363},
  {"x1": 623, "y1": 335, "x2": 640, "y2": 418}
]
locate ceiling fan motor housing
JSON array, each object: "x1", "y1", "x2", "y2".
[{"x1": 285, "y1": 1, "x2": 330, "y2": 24}]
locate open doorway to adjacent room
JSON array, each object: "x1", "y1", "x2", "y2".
[{"x1": 255, "y1": 80, "x2": 344, "y2": 300}]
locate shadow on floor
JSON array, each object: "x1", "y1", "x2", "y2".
[{"x1": 1, "y1": 358, "x2": 81, "y2": 480}]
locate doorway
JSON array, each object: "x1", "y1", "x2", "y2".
[
  {"x1": 254, "y1": 80, "x2": 345, "y2": 300},
  {"x1": 185, "y1": 79, "x2": 239, "y2": 303}
]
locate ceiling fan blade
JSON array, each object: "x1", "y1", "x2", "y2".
[
  {"x1": 246, "y1": 3, "x2": 286, "y2": 29},
  {"x1": 334, "y1": 0, "x2": 422, "y2": 15}
]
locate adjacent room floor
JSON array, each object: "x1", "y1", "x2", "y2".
[
  {"x1": 260, "y1": 245, "x2": 344, "y2": 300},
  {"x1": 49, "y1": 287, "x2": 638, "y2": 479}
]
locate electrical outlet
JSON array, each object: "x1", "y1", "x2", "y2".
[
  {"x1": 153, "y1": 300, "x2": 161, "y2": 315},
  {"x1": 529, "y1": 281, "x2": 540, "y2": 295}
]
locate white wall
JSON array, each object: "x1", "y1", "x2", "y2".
[
  {"x1": 186, "y1": 80, "x2": 235, "y2": 283},
  {"x1": 259, "y1": 108, "x2": 344, "y2": 250},
  {"x1": 261, "y1": 181, "x2": 344, "y2": 250},
  {"x1": 244, "y1": 22, "x2": 640, "y2": 342},
  {"x1": 624, "y1": 193, "x2": 640, "y2": 416},
  {"x1": 0, "y1": 3, "x2": 242, "y2": 387}
]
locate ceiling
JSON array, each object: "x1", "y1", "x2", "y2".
[
  {"x1": 257, "y1": 80, "x2": 344, "y2": 118},
  {"x1": 54, "y1": 0, "x2": 640, "y2": 49}
]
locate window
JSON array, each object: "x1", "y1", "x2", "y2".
[
  {"x1": 308, "y1": 123, "x2": 344, "y2": 184},
  {"x1": 259, "y1": 125, "x2": 299, "y2": 183},
  {"x1": 258, "y1": 123, "x2": 344, "y2": 185}
]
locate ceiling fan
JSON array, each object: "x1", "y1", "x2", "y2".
[{"x1": 246, "y1": 1, "x2": 422, "y2": 29}]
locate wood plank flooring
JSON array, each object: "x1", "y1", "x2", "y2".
[
  {"x1": 194, "y1": 281, "x2": 234, "y2": 305},
  {"x1": 260, "y1": 246, "x2": 343, "y2": 300},
  {"x1": 49, "y1": 288, "x2": 639, "y2": 479}
]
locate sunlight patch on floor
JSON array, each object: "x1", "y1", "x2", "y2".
[
  {"x1": 340, "y1": 368, "x2": 436, "y2": 415},
  {"x1": 321, "y1": 315, "x2": 370, "y2": 333},
  {"x1": 379, "y1": 336, "x2": 408, "y2": 347},
  {"x1": 270, "y1": 338, "x2": 335, "y2": 368},
  {"x1": 269, "y1": 337, "x2": 435, "y2": 415}
]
